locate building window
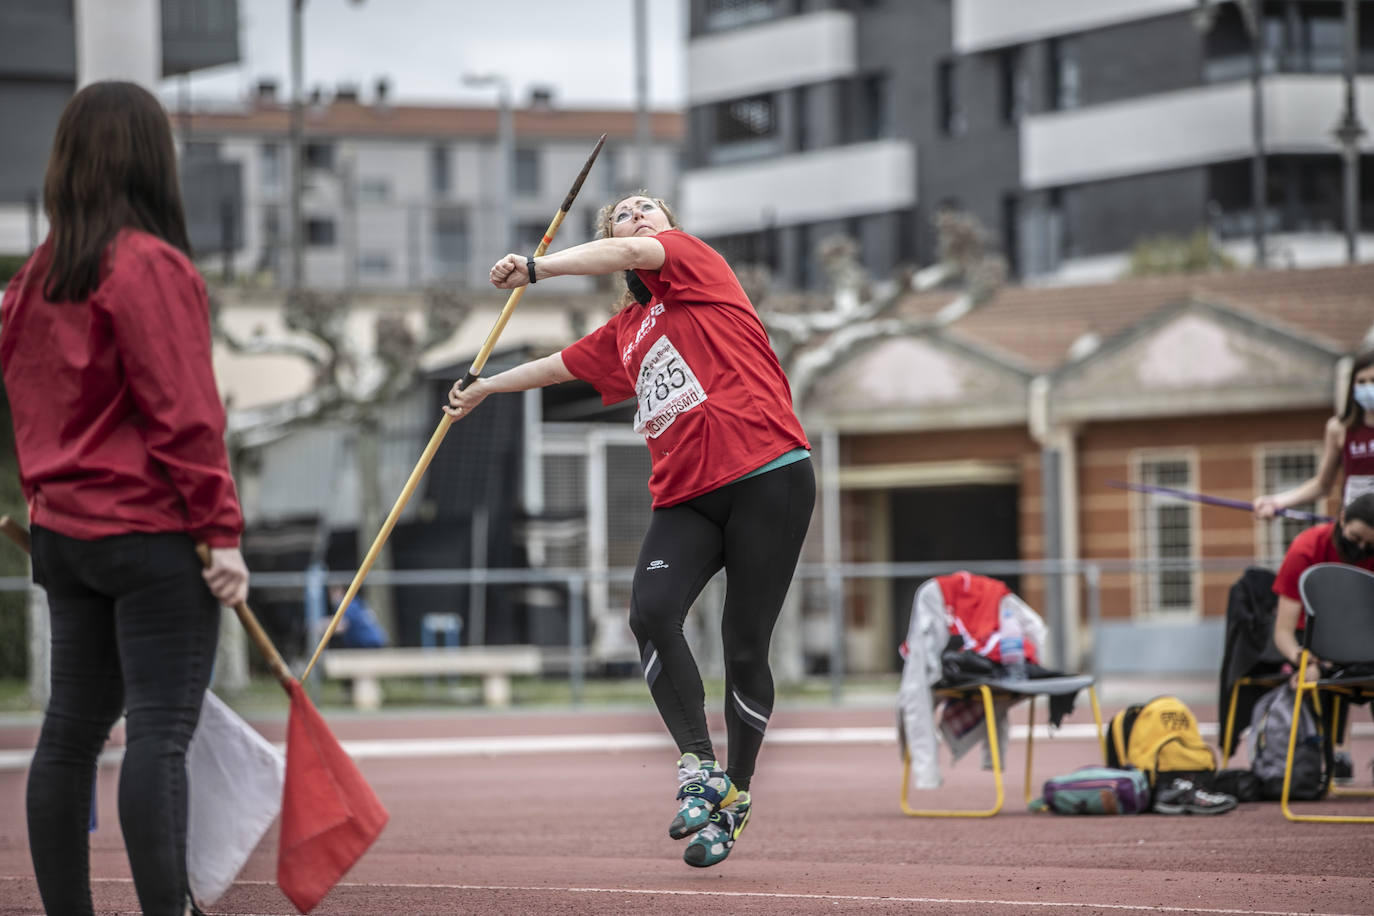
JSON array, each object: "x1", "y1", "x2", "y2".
[
  {"x1": 705, "y1": 0, "x2": 784, "y2": 31},
  {"x1": 433, "y1": 208, "x2": 468, "y2": 278},
  {"x1": 357, "y1": 177, "x2": 390, "y2": 204},
  {"x1": 793, "y1": 84, "x2": 811, "y2": 151},
  {"x1": 516, "y1": 219, "x2": 549, "y2": 253},
  {"x1": 431, "y1": 144, "x2": 450, "y2": 195},
  {"x1": 1001, "y1": 193, "x2": 1020, "y2": 276},
  {"x1": 305, "y1": 217, "x2": 336, "y2": 247},
  {"x1": 857, "y1": 73, "x2": 889, "y2": 141},
  {"x1": 304, "y1": 142, "x2": 335, "y2": 171},
  {"x1": 717, "y1": 94, "x2": 777, "y2": 145},
  {"x1": 260, "y1": 142, "x2": 281, "y2": 193},
  {"x1": 1048, "y1": 37, "x2": 1080, "y2": 111},
  {"x1": 1259, "y1": 447, "x2": 1321, "y2": 562},
  {"x1": 937, "y1": 60, "x2": 965, "y2": 137},
  {"x1": 1134, "y1": 455, "x2": 1197, "y2": 617},
  {"x1": 711, "y1": 94, "x2": 780, "y2": 163},
  {"x1": 998, "y1": 47, "x2": 1025, "y2": 124},
  {"x1": 358, "y1": 251, "x2": 391, "y2": 276},
  {"x1": 514, "y1": 148, "x2": 540, "y2": 196}
]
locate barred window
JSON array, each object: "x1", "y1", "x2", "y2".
[
  {"x1": 1260, "y1": 448, "x2": 1320, "y2": 562},
  {"x1": 1136, "y1": 456, "x2": 1196, "y2": 616}
]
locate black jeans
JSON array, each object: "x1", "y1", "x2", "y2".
[
  {"x1": 28, "y1": 526, "x2": 219, "y2": 916},
  {"x1": 629, "y1": 458, "x2": 815, "y2": 790}
]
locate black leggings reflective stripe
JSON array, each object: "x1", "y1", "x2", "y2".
[{"x1": 628, "y1": 458, "x2": 815, "y2": 791}]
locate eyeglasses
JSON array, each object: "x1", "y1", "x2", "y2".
[{"x1": 613, "y1": 201, "x2": 658, "y2": 224}]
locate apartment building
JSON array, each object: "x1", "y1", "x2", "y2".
[
  {"x1": 682, "y1": 0, "x2": 1374, "y2": 288},
  {"x1": 0, "y1": 0, "x2": 239, "y2": 254},
  {"x1": 178, "y1": 85, "x2": 683, "y2": 291}
]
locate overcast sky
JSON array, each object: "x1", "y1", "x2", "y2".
[{"x1": 163, "y1": 0, "x2": 688, "y2": 110}]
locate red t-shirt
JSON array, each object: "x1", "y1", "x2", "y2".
[
  {"x1": 561, "y1": 230, "x2": 809, "y2": 507},
  {"x1": 1272, "y1": 522, "x2": 1374, "y2": 626},
  {"x1": 0, "y1": 229, "x2": 244, "y2": 546}
]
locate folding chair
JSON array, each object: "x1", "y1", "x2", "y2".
[
  {"x1": 900, "y1": 674, "x2": 1105, "y2": 817},
  {"x1": 1217, "y1": 568, "x2": 1287, "y2": 766},
  {"x1": 1284, "y1": 563, "x2": 1374, "y2": 823}
]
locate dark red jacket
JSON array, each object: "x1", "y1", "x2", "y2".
[{"x1": 0, "y1": 229, "x2": 242, "y2": 546}]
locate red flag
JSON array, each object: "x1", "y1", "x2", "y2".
[{"x1": 277, "y1": 679, "x2": 388, "y2": 913}]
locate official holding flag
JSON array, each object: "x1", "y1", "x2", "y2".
[{"x1": 0, "y1": 81, "x2": 248, "y2": 916}]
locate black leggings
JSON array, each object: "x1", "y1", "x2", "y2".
[
  {"x1": 28, "y1": 526, "x2": 219, "y2": 916},
  {"x1": 629, "y1": 458, "x2": 815, "y2": 790}
]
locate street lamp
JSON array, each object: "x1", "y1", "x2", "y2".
[
  {"x1": 1194, "y1": 0, "x2": 1266, "y2": 267},
  {"x1": 463, "y1": 73, "x2": 515, "y2": 255},
  {"x1": 288, "y1": 0, "x2": 366, "y2": 290},
  {"x1": 1333, "y1": 0, "x2": 1365, "y2": 263}
]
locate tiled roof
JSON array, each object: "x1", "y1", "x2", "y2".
[
  {"x1": 180, "y1": 99, "x2": 683, "y2": 142},
  {"x1": 899, "y1": 263, "x2": 1374, "y2": 373}
]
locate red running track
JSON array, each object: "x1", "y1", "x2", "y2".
[{"x1": 1, "y1": 700, "x2": 1372, "y2": 915}]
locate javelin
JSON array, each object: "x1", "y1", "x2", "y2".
[
  {"x1": 1105, "y1": 480, "x2": 1333, "y2": 522},
  {"x1": 301, "y1": 133, "x2": 608, "y2": 681}
]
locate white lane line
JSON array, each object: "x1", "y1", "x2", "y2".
[
  {"x1": 0, "y1": 876, "x2": 1368, "y2": 916},
  {"x1": 2, "y1": 721, "x2": 1369, "y2": 770}
]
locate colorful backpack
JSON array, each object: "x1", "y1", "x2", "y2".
[
  {"x1": 1036, "y1": 767, "x2": 1152, "y2": 815},
  {"x1": 1106, "y1": 695, "x2": 1216, "y2": 787}
]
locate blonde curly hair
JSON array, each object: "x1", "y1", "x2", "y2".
[{"x1": 596, "y1": 192, "x2": 682, "y2": 311}]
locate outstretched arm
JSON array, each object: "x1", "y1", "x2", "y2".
[
  {"x1": 444, "y1": 352, "x2": 574, "y2": 420},
  {"x1": 489, "y1": 236, "x2": 665, "y2": 289},
  {"x1": 1254, "y1": 417, "x2": 1345, "y2": 517}
]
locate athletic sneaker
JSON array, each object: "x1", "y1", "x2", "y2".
[
  {"x1": 1152, "y1": 778, "x2": 1237, "y2": 815},
  {"x1": 684, "y1": 791, "x2": 751, "y2": 868},
  {"x1": 669, "y1": 753, "x2": 737, "y2": 840},
  {"x1": 1332, "y1": 751, "x2": 1353, "y2": 785}
]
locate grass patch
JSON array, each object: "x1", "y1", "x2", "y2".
[{"x1": 0, "y1": 672, "x2": 904, "y2": 718}]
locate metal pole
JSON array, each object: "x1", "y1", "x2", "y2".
[
  {"x1": 498, "y1": 80, "x2": 514, "y2": 254},
  {"x1": 1339, "y1": 0, "x2": 1364, "y2": 262},
  {"x1": 634, "y1": 0, "x2": 651, "y2": 189},
  {"x1": 289, "y1": 0, "x2": 305, "y2": 289},
  {"x1": 1247, "y1": 3, "x2": 1267, "y2": 267},
  {"x1": 821, "y1": 428, "x2": 844, "y2": 703},
  {"x1": 569, "y1": 577, "x2": 585, "y2": 706},
  {"x1": 1040, "y1": 446, "x2": 1065, "y2": 669}
]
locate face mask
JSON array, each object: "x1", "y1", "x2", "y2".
[
  {"x1": 1333, "y1": 524, "x2": 1374, "y2": 563},
  {"x1": 1353, "y1": 382, "x2": 1374, "y2": 411}
]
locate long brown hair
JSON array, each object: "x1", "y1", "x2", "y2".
[
  {"x1": 1340, "y1": 348, "x2": 1374, "y2": 428},
  {"x1": 41, "y1": 81, "x2": 191, "y2": 302}
]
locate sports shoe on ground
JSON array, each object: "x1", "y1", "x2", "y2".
[
  {"x1": 1332, "y1": 750, "x2": 1353, "y2": 785},
  {"x1": 669, "y1": 753, "x2": 737, "y2": 840},
  {"x1": 684, "y1": 791, "x2": 751, "y2": 868},
  {"x1": 1152, "y1": 778, "x2": 1237, "y2": 815}
]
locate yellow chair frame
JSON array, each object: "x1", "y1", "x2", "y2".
[
  {"x1": 901, "y1": 676, "x2": 1105, "y2": 817},
  {"x1": 1281, "y1": 563, "x2": 1374, "y2": 823},
  {"x1": 1281, "y1": 652, "x2": 1374, "y2": 823}
]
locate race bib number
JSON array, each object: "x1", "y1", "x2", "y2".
[{"x1": 633, "y1": 336, "x2": 707, "y2": 439}]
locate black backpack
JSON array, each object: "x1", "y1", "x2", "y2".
[{"x1": 1247, "y1": 683, "x2": 1328, "y2": 801}]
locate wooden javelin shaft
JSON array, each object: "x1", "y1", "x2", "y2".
[{"x1": 300, "y1": 133, "x2": 607, "y2": 681}]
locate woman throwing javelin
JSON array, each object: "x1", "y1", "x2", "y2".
[
  {"x1": 1, "y1": 82, "x2": 248, "y2": 915},
  {"x1": 1255, "y1": 348, "x2": 1374, "y2": 518},
  {"x1": 446, "y1": 193, "x2": 814, "y2": 868}
]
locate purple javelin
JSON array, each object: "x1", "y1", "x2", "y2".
[{"x1": 1105, "y1": 480, "x2": 1333, "y2": 523}]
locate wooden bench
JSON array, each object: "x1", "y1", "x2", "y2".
[{"x1": 321, "y1": 646, "x2": 542, "y2": 710}]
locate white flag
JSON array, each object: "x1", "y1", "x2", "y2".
[{"x1": 186, "y1": 691, "x2": 285, "y2": 905}]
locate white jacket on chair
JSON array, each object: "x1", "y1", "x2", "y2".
[{"x1": 897, "y1": 578, "x2": 1047, "y2": 788}]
